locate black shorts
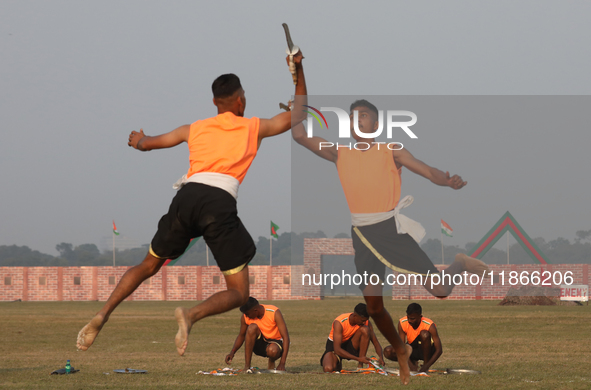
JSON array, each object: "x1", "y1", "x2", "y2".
[
  {"x1": 409, "y1": 338, "x2": 436, "y2": 362},
  {"x1": 150, "y1": 183, "x2": 256, "y2": 275},
  {"x1": 352, "y1": 217, "x2": 439, "y2": 285},
  {"x1": 320, "y1": 338, "x2": 359, "y2": 370},
  {"x1": 253, "y1": 334, "x2": 283, "y2": 358}
]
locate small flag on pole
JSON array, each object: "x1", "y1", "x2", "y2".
[
  {"x1": 113, "y1": 220, "x2": 120, "y2": 236},
  {"x1": 270, "y1": 221, "x2": 280, "y2": 239},
  {"x1": 441, "y1": 220, "x2": 453, "y2": 237}
]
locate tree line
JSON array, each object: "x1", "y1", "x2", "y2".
[{"x1": 1, "y1": 229, "x2": 590, "y2": 267}]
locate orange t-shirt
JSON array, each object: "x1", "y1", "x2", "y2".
[
  {"x1": 328, "y1": 313, "x2": 369, "y2": 342},
  {"x1": 336, "y1": 147, "x2": 401, "y2": 213},
  {"x1": 244, "y1": 304, "x2": 282, "y2": 340},
  {"x1": 187, "y1": 112, "x2": 260, "y2": 184},
  {"x1": 400, "y1": 316, "x2": 434, "y2": 344}
]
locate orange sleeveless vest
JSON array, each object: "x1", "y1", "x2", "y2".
[
  {"x1": 187, "y1": 112, "x2": 260, "y2": 184},
  {"x1": 244, "y1": 305, "x2": 282, "y2": 340},
  {"x1": 400, "y1": 316, "x2": 434, "y2": 344},
  {"x1": 336, "y1": 147, "x2": 401, "y2": 213},
  {"x1": 328, "y1": 313, "x2": 368, "y2": 342}
]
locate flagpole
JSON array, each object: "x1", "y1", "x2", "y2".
[
  {"x1": 112, "y1": 231, "x2": 116, "y2": 267},
  {"x1": 206, "y1": 244, "x2": 209, "y2": 266},
  {"x1": 440, "y1": 229, "x2": 444, "y2": 265},
  {"x1": 270, "y1": 236, "x2": 273, "y2": 266}
]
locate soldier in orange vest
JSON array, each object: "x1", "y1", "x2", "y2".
[
  {"x1": 320, "y1": 303, "x2": 384, "y2": 372},
  {"x1": 225, "y1": 297, "x2": 290, "y2": 372},
  {"x1": 77, "y1": 50, "x2": 307, "y2": 355},
  {"x1": 384, "y1": 303, "x2": 442, "y2": 372}
]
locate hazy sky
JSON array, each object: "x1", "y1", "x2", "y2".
[{"x1": 1, "y1": 1, "x2": 590, "y2": 256}]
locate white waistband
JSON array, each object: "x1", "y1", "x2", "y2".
[
  {"x1": 351, "y1": 195, "x2": 426, "y2": 243},
  {"x1": 351, "y1": 210, "x2": 395, "y2": 227},
  {"x1": 172, "y1": 172, "x2": 239, "y2": 199},
  {"x1": 350, "y1": 195, "x2": 416, "y2": 227}
]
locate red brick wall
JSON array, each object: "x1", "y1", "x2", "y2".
[
  {"x1": 1, "y1": 267, "x2": 25, "y2": 301},
  {"x1": 164, "y1": 266, "x2": 198, "y2": 301},
  {"x1": 1, "y1": 241, "x2": 587, "y2": 302},
  {"x1": 0, "y1": 265, "x2": 311, "y2": 301},
  {"x1": 62, "y1": 267, "x2": 94, "y2": 301},
  {"x1": 25, "y1": 267, "x2": 59, "y2": 301}
]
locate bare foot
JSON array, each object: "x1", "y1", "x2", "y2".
[
  {"x1": 398, "y1": 348, "x2": 411, "y2": 385},
  {"x1": 174, "y1": 307, "x2": 192, "y2": 356},
  {"x1": 77, "y1": 314, "x2": 105, "y2": 351},
  {"x1": 455, "y1": 253, "x2": 489, "y2": 275}
]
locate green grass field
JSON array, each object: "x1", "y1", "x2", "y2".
[{"x1": 1, "y1": 299, "x2": 590, "y2": 389}]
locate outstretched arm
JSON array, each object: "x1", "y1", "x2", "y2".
[
  {"x1": 258, "y1": 51, "x2": 307, "y2": 143},
  {"x1": 392, "y1": 148, "x2": 467, "y2": 189},
  {"x1": 128, "y1": 124, "x2": 190, "y2": 151},
  {"x1": 225, "y1": 316, "x2": 248, "y2": 365},
  {"x1": 284, "y1": 98, "x2": 336, "y2": 162},
  {"x1": 274, "y1": 310, "x2": 290, "y2": 371},
  {"x1": 291, "y1": 121, "x2": 338, "y2": 162}
]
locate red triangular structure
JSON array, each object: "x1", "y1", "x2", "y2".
[
  {"x1": 163, "y1": 237, "x2": 200, "y2": 266},
  {"x1": 468, "y1": 211, "x2": 550, "y2": 264}
]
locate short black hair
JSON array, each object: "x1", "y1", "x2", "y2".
[
  {"x1": 354, "y1": 303, "x2": 369, "y2": 318},
  {"x1": 212, "y1": 73, "x2": 242, "y2": 99},
  {"x1": 350, "y1": 99, "x2": 378, "y2": 119},
  {"x1": 240, "y1": 297, "x2": 259, "y2": 314},
  {"x1": 406, "y1": 303, "x2": 422, "y2": 315}
]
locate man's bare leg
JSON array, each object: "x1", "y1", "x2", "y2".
[
  {"x1": 350, "y1": 326, "x2": 370, "y2": 368},
  {"x1": 175, "y1": 266, "x2": 249, "y2": 356},
  {"x1": 363, "y1": 285, "x2": 410, "y2": 385},
  {"x1": 322, "y1": 352, "x2": 340, "y2": 373},
  {"x1": 242, "y1": 323, "x2": 260, "y2": 370},
  {"x1": 406, "y1": 345, "x2": 416, "y2": 370},
  {"x1": 384, "y1": 344, "x2": 414, "y2": 370},
  {"x1": 77, "y1": 253, "x2": 165, "y2": 351},
  {"x1": 266, "y1": 344, "x2": 281, "y2": 369},
  {"x1": 455, "y1": 253, "x2": 489, "y2": 274},
  {"x1": 424, "y1": 253, "x2": 489, "y2": 297},
  {"x1": 409, "y1": 357, "x2": 419, "y2": 371},
  {"x1": 419, "y1": 330, "x2": 432, "y2": 368}
]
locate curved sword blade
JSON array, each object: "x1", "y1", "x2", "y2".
[{"x1": 282, "y1": 23, "x2": 294, "y2": 53}]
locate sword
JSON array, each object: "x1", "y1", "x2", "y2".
[{"x1": 282, "y1": 23, "x2": 299, "y2": 85}]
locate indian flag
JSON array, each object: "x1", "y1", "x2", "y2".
[
  {"x1": 113, "y1": 220, "x2": 120, "y2": 236},
  {"x1": 270, "y1": 221, "x2": 280, "y2": 239},
  {"x1": 441, "y1": 220, "x2": 453, "y2": 237}
]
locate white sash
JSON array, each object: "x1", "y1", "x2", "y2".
[
  {"x1": 172, "y1": 172, "x2": 239, "y2": 200},
  {"x1": 351, "y1": 195, "x2": 426, "y2": 243}
]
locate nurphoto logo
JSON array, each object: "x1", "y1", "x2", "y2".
[{"x1": 303, "y1": 105, "x2": 418, "y2": 151}]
